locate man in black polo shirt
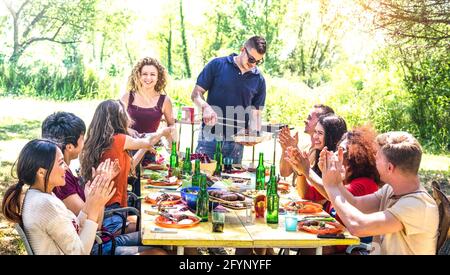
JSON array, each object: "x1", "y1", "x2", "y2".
[{"x1": 191, "y1": 36, "x2": 267, "y2": 165}]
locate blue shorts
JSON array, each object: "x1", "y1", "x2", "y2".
[
  {"x1": 91, "y1": 231, "x2": 146, "y2": 255},
  {"x1": 102, "y1": 203, "x2": 127, "y2": 234},
  {"x1": 196, "y1": 139, "x2": 244, "y2": 165}
]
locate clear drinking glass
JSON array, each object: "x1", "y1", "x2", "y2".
[{"x1": 212, "y1": 210, "x2": 225, "y2": 233}]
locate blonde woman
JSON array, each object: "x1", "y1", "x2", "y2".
[{"x1": 121, "y1": 57, "x2": 175, "y2": 139}]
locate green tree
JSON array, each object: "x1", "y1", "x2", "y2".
[
  {"x1": 92, "y1": 3, "x2": 134, "y2": 70},
  {"x1": 167, "y1": 18, "x2": 173, "y2": 75},
  {"x1": 282, "y1": 0, "x2": 345, "y2": 87},
  {"x1": 2, "y1": 0, "x2": 97, "y2": 66},
  {"x1": 179, "y1": 0, "x2": 191, "y2": 78},
  {"x1": 200, "y1": 0, "x2": 236, "y2": 64},
  {"x1": 360, "y1": 0, "x2": 450, "y2": 152},
  {"x1": 232, "y1": 0, "x2": 288, "y2": 75}
]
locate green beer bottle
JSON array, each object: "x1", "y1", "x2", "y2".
[
  {"x1": 266, "y1": 165, "x2": 279, "y2": 224},
  {"x1": 191, "y1": 159, "x2": 201, "y2": 187},
  {"x1": 196, "y1": 174, "x2": 209, "y2": 222},
  {"x1": 169, "y1": 141, "x2": 178, "y2": 177},
  {"x1": 182, "y1": 147, "x2": 192, "y2": 175},
  {"x1": 170, "y1": 141, "x2": 178, "y2": 168},
  {"x1": 256, "y1": 152, "x2": 265, "y2": 190},
  {"x1": 213, "y1": 141, "x2": 223, "y2": 176}
]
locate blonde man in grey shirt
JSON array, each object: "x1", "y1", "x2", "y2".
[{"x1": 318, "y1": 131, "x2": 439, "y2": 255}]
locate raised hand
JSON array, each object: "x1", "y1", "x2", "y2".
[
  {"x1": 284, "y1": 146, "x2": 310, "y2": 176},
  {"x1": 92, "y1": 158, "x2": 117, "y2": 180},
  {"x1": 86, "y1": 174, "x2": 116, "y2": 207},
  {"x1": 321, "y1": 147, "x2": 345, "y2": 187},
  {"x1": 278, "y1": 127, "x2": 299, "y2": 150},
  {"x1": 147, "y1": 146, "x2": 157, "y2": 154},
  {"x1": 318, "y1": 146, "x2": 331, "y2": 173}
]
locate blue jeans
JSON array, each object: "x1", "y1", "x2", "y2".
[
  {"x1": 91, "y1": 231, "x2": 146, "y2": 255},
  {"x1": 196, "y1": 139, "x2": 244, "y2": 165},
  {"x1": 102, "y1": 203, "x2": 126, "y2": 234}
]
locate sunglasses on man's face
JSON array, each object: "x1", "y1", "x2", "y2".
[{"x1": 244, "y1": 47, "x2": 264, "y2": 65}]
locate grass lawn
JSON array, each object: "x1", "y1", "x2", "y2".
[{"x1": 0, "y1": 97, "x2": 449, "y2": 254}]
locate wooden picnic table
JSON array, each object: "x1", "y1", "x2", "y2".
[{"x1": 140, "y1": 172, "x2": 360, "y2": 255}]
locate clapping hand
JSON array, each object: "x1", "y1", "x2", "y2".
[
  {"x1": 278, "y1": 126, "x2": 299, "y2": 150},
  {"x1": 284, "y1": 146, "x2": 310, "y2": 176},
  {"x1": 92, "y1": 158, "x2": 120, "y2": 181},
  {"x1": 319, "y1": 147, "x2": 345, "y2": 187},
  {"x1": 85, "y1": 174, "x2": 116, "y2": 207},
  {"x1": 85, "y1": 158, "x2": 120, "y2": 198}
]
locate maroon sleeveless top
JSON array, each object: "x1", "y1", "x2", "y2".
[{"x1": 127, "y1": 92, "x2": 166, "y2": 134}]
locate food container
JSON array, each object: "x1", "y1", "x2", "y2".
[
  {"x1": 180, "y1": 187, "x2": 219, "y2": 211},
  {"x1": 191, "y1": 160, "x2": 217, "y2": 176},
  {"x1": 232, "y1": 131, "x2": 272, "y2": 144},
  {"x1": 182, "y1": 106, "x2": 195, "y2": 123}
]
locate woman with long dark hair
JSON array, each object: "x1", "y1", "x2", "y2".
[
  {"x1": 1, "y1": 139, "x2": 115, "y2": 254},
  {"x1": 286, "y1": 125, "x2": 381, "y2": 254},
  {"x1": 291, "y1": 114, "x2": 347, "y2": 201},
  {"x1": 79, "y1": 99, "x2": 172, "y2": 234},
  {"x1": 286, "y1": 124, "x2": 381, "y2": 205}
]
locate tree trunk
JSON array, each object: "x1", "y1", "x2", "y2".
[
  {"x1": 179, "y1": 0, "x2": 191, "y2": 78},
  {"x1": 124, "y1": 39, "x2": 134, "y2": 67},
  {"x1": 100, "y1": 34, "x2": 106, "y2": 68},
  {"x1": 8, "y1": 6, "x2": 20, "y2": 65},
  {"x1": 167, "y1": 18, "x2": 173, "y2": 75}
]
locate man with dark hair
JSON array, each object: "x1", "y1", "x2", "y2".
[
  {"x1": 41, "y1": 112, "x2": 87, "y2": 212},
  {"x1": 191, "y1": 36, "x2": 267, "y2": 165},
  {"x1": 42, "y1": 111, "x2": 86, "y2": 154},
  {"x1": 279, "y1": 104, "x2": 334, "y2": 178}
]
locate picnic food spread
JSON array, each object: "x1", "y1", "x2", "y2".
[
  {"x1": 232, "y1": 130, "x2": 272, "y2": 144},
  {"x1": 140, "y1": 142, "x2": 354, "y2": 243},
  {"x1": 145, "y1": 193, "x2": 182, "y2": 206},
  {"x1": 155, "y1": 213, "x2": 201, "y2": 228},
  {"x1": 297, "y1": 220, "x2": 345, "y2": 235},
  {"x1": 208, "y1": 190, "x2": 246, "y2": 201},
  {"x1": 283, "y1": 201, "x2": 323, "y2": 214}
]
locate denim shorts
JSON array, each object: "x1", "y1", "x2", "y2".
[
  {"x1": 196, "y1": 139, "x2": 244, "y2": 165},
  {"x1": 102, "y1": 203, "x2": 128, "y2": 234},
  {"x1": 91, "y1": 231, "x2": 146, "y2": 255}
]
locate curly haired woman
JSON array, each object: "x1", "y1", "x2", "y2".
[
  {"x1": 120, "y1": 57, "x2": 175, "y2": 142},
  {"x1": 286, "y1": 124, "x2": 381, "y2": 215},
  {"x1": 285, "y1": 125, "x2": 381, "y2": 254}
]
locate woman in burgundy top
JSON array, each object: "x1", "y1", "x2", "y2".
[
  {"x1": 121, "y1": 57, "x2": 175, "y2": 140},
  {"x1": 120, "y1": 57, "x2": 175, "y2": 164}
]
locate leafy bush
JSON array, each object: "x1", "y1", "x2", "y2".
[{"x1": 0, "y1": 62, "x2": 117, "y2": 101}]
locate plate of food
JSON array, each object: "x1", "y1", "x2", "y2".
[
  {"x1": 208, "y1": 190, "x2": 249, "y2": 209},
  {"x1": 242, "y1": 189, "x2": 259, "y2": 199},
  {"x1": 144, "y1": 193, "x2": 182, "y2": 206},
  {"x1": 142, "y1": 176, "x2": 182, "y2": 189},
  {"x1": 232, "y1": 130, "x2": 272, "y2": 145},
  {"x1": 155, "y1": 213, "x2": 201, "y2": 228},
  {"x1": 277, "y1": 181, "x2": 291, "y2": 194},
  {"x1": 141, "y1": 170, "x2": 166, "y2": 180},
  {"x1": 283, "y1": 201, "x2": 323, "y2": 214},
  {"x1": 142, "y1": 163, "x2": 168, "y2": 171},
  {"x1": 228, "y1": 165, "x2": 247, "y2": 174},
  {"x1": 297, "y1": 220, "x2": 345, "y2": 235}
]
